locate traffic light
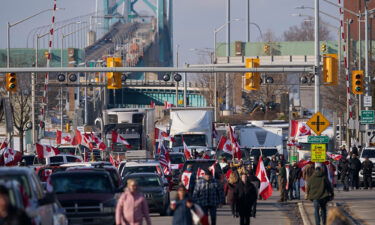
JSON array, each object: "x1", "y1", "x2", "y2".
[
  {"x1": 321, "y1": 43, "x2": 327, "y2": 53},
  {"x1": 5, "y1": 73, "x2": 17, "y2": 92},
  {"x1": 243, "y1": 58, "x2": 260, "y2": 91},
  {"x1": 106, "y1": 57, "x2": 122, "y2": 89},
  {"x1": 323, "y1": 54, "x2": 338, "y2": 86},
  {"x1": 263, "y1": 44, "x2": 270, "y2": 54},
  {"x1": 352, "y1": 70, "x2": 364, "y2": 94}
]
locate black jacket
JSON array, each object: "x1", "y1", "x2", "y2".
[
  {"x1": 350, "y1": 158, "x2": 362, "y2": 173},
  {"x1": 289, "y1": 166, "x2": 302, "y2": 183},
  {"x1": 339, "y1": 159, "x2": 350, "y2": 176},
  {"x1": 362, "y1": 160, "x2": 374, "y2": 175},
  {"x1": 233, "y1": 180, "x2": 257, "y2": 217},
  {"x1": 0, "y1": 206, "x2": 32, "y2": 225}
]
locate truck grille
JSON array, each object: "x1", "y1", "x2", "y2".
[{"x1": 63, "y1": 202, "x2": 104, "y2": 213}]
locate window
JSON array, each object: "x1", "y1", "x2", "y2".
[
  {"x1": 49, "y1": 156, "x2": 64, "y2": 164},
  {"x1": 123, "y1": 166, "x2": 158, "y2": 177},
  {"x1": 67, "y1": 156, "x2": 81, "y2": 163},
  {"x1": 172, "y1": 135, "x2": 206, "y2": 147},
  {"x1": 362, "y1": 150, "x2": 375, "y2": 158},
  {"x1": 52, "y1": 173, "x2": 113, "y2": 194},
  {"x1": 170, "y1": 155, "x2": 185, "y2": 164},
  {"x1": 0, "y1": 175, "x2": 31, "y2": 198},
  {"x1": 126, "y1": 176, "x2": 161, "y2": 187}
]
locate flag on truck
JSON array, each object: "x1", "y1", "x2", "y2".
[
  {"x1": 71, "y1": 129, "x2": 82, "y2": 145},
  {"x1": 217, "y1": 136, "x2": 233, "y2": 155},
  {"x1": 227, "y1": 125, "x2": 242, "y2": 159},
  {"x1": 157, "y1": 140, "x2": 171, "y2": 175},
  {"x1": 155, "y1": 128, "x2": 175, "y2": 142},
  {"x1": 112, "y1": 130, "x2": 132, "y2": 149},
  {"x1": 91, "y1": 132, "x2": 107, "y2": 150},
  {"x1": 2, "y1": 147, "x2": 22, "y2": 166},
  {"x1": 182, "y1": 136, "x2": 192, "y2": 159}
]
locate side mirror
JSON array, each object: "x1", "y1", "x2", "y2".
[{"x1": 38, "y1": 193, "x2": 56, "y2": 206}]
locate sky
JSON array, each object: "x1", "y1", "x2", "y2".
[{"x1": 0, "y1": 0, "x2": 339, "y2": 65}]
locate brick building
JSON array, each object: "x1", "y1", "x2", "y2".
[{"x1": 344, "y1": 0, "x2": 375, "y2": 40}]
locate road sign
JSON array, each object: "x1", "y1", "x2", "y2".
[
  {"x1": 308, "y1": 136, "x2": 329, "y2": 144},
  {"x1": 364, "y1": 96, "x2": 373, "y2": 107},
  {"x1": 361, "y1": 110, "x2": 375, "y2": 124},
  {"x1": 311, "y1": 144, "x2": 326, "y2": 162},
  {"x1": 306, "y1": 112, "x2": 330, "y2": 136}
]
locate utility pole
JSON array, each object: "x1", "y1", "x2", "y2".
[
  {"x1": 314, "y1": 0, "x2": 320, "y2": 113},
  {"x1": 246, "y1": 0, "x2": 250, "y2": 42},
  {"x1": 225, "y1": 0, "x2": 231, "y2": 114},
  {"x1": 357, "y1": 10, "x2": 362, "y2": 144},
  {"x1": 346, "y1": 19, "x2": 352, "y2": 148},
  {"x1": 364, "y1": 2, "x2": 370, "y2": 139}
]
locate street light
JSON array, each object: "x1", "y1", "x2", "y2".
[{"x1": 7, "y1": 7, "x2": 64, "y2": 67}]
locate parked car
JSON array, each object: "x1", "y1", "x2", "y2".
[
  {"x1": 46, "y1": 154, "x2": 82, "y2": 166},
  {"x1": 50, "y1": 169, "x2": 119, "y2": 225},
  {"x1": 123, "y1": 173, "x2": 170, "y2": 215},
  {"x1": 168, "y1": 152, "x2": 186, "y2": 187},
  {"x1": 359, "y1": 147, "x2": 375, "y2": 184},
  {"x1": 0, "y1": 167, "x2": 64, "y2": 225}
]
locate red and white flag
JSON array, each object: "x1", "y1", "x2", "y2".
[
  {"x1": 217, "y1": 136, "x2": 233, "y2": 155},
  {"x1": 327, "y1": 152, "x2": 342, "y2": 161},
  {"x1": 255, "y1": 156, "x2": 273, "y2": 200},
  {"x1": 109, "y1": 154, "x2": 118, "y2": 167},
  {"x1": 0, "y1": 139, "x2": 8, "y2": 156},
  {"x1": 150, "y1": 101, "x2": 156, "y2": 108},
  {"x1": 112, "y1": 130, "x2": 132, "y2": 149},
  {"x1": 208, "y1": 162, "x2": 217, "y2": 176},
  {"x1": 181, "y1": 171, "x2": 192, "y2": 190},
  {"x1": 290, "y1": 120, "x2": 311, "y2": 137},
  {"x1": 3, "y1": 148, "x2": 21, "y2": 166},
  {"x1": 197, "y1": 168, "x2": 206, "y2": 178},
  {"x1": 71, "y1": 129, "x2": 82, "y2": 145},
  {"x1": 228, "y1": 125, "x2": 242, "y2": 159},
  {"x1": 82, "y1": 133, "x2": 94, "y2": 150},
  {"x1": 182, "y1": 137, "x2": 192, "y2": 160},
  {"x1": 91, "y1": 132, "x2": 107, "y2": 151},
  {"x1": 155, "y1": 128, "x2": 175, "y2": 142},
  {"x1": 36, "y1": 143, "x2": 60, "y2": 159},
  {"x1": 164, "y1": 101, "x2": 173, "y2": 109}
]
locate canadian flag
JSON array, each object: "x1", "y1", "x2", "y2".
[
  {"x1": 91, "y1": 132, "x2": 107, "y2": 151},
  {"x1": 150, "y1": 101, "x2": 156, "y2": 108},
  {"x1": 182, "y1": 137, "x2": 192, "y2": 159},
  {"x1": 228, "y1": 125, "x2": 242, "y2": 159},
  {"x1": 217, "y1": 136, "x2": 233, "y2": 155},
  {"x1": 197, "y1": 168, "x2": 206, "y2": 178},
  {"x1": 109, "y1": 154, "x2": 118, "y2": 167},
  {"x1": 290, "y1": 120, "x2": 311, "y2": 137},
  {"x1": 164, "y1": 101, "x2": 173, "y2": 109},
  {"x1": 71, "y1": 129, "x2": 82, "y2": 145},
  {"x1": 112, "y1": 130, "x2": 132, "y2": 149},
  {"x1": 36, "y1": 143, "x2": 60, "y2": 159},
  {"x1": 3, "y1": 148, "x2": 21, "y2": 166},
  {"x1": 63, "y1": 135, "x2": 72, "y2": 144},
  {"x1": 83, "y1": 133, "x2": 94, "y2": 150},
  {"x1": 181, "y1": 171, "x2": 192, "y2": 190},
  {"x1": 0, "y1": 139, "x2": 8, "y2": 156},
  {"x1": 255, "y1": 156, "x2": 273, "y2": 200},
  {"x1": 208, "y1": 162, "x2": 216, "y2": 176},
  {"x1": 155, "y1": 128, "x2": 175, "y2": 142},
  {"x1": 327, "y1": 152, "x2": 342, "y2": 161}
]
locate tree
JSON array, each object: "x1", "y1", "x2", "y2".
[{"x1": 283, "y1": 18, "x2": 332, "y2": 41}]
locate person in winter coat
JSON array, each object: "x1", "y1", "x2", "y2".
[
  {"x1": 362, "y1": 157, "x2": 374, "y2": 189},
  {"x1": 338, "y1": 158, "x2": 350, "y2": 191},
  {"x1": 289, "y1": 163, "x2": 302, "y2": 200},
  {"x1": 269, "y1": 155, "x2": 279, "y2": 189},
  {"x1": 184, "y1": 165, "x2": 197, "y2": 196},
  {"x1": 349, "y1": 154, "x2": 362, "y2": 190},
  {"x1": 307, "y1": 163, "x2": 334, "y2": 225},
  {"x1": 233, "y1": 174, "x2": 257, "y2": 225},
  {"x1": 193, "y1": 169, "x2": 225, "y2": 225},
  {"x1": 168, "y1": 185, "x2": 195, "y2": 225},
  {"x1": 0, "y1": 185, "x2": 32, "y2": 225},
  {"x1": 116, "y1": 179, "x2": 151, "y2": 225},
  {"x1": 247, "y1": 169, "x2": 260, "y2": 218},
  {"x1": 224, "y1": 171, "x2": 238, "y2": 216},
  {"x1": 277, "y1": 162, "x2": 288, "y2": 202}
]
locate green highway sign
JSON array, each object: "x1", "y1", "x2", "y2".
[
  {"x1": 361, "y1": 110, "x2": 375, "y2": 124},
  {"x1": 308, "y1": 136, "x2": 329, "y2": 144}
]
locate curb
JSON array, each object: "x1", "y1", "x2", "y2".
[{"x1": 298, "y1": 202, "x2": 311, "y2": 225}]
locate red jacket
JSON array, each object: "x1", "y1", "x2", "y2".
[{"x1": 115, "y1": 189, "x2": 151, "y2": 225}]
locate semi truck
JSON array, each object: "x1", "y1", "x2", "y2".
[
  {"x1": 168, "y1": 108, "x2": 214, "y2": 153},
  {"x1": 95, "y1": 108, "x2": 155, "y2": 155}
]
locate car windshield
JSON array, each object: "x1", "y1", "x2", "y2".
[
  {"x1": 126, "y1": 176, "x2": 161, "y2": 187},
  {"x1": 123, "y1": 166, "x2": 159, "y2": 177},
  {"x1": 172, "y1": 135, "x2": 206, "y2": 147},
  {"x1": 52, "y1": 173, "x2": 113, "y2": 194},
  {"x1": 170, "y1": 154, "x2": 185, "y2": 164},
  {"x1": 49, "y1": 156, "x2": 64, "y2": 164},
  {"x1": 362, "y1": 150, "x2": 375, "y2": 158},
  {"x1": 250, "y1": 149, "x2": 278, "y2": 157},
  {"x1": 0, "y1": 175, "x2": 31, "y2": 198}
]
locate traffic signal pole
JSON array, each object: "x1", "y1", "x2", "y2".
[
  {"x1": 364, "y1": 3, "x2": 370, "y2": 143},
  {"x1": 314, "y1": 0, "x2": 320, "y2": 113}
]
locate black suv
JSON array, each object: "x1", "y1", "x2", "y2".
[
  {"x1": 123, "y1": 172, "x2": 170, "y2": 216},
  {"x1": 50, "y1": 170, "x2": 119, "y2": 225}
]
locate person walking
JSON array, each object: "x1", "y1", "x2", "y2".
[
  {"x1": 168, "y1": 185, "x2": 194, "y2": 225},
  {"x1": 307, "y1": 163, "x2": 334, "y2": 225},
  {"x1": 349, "y1": 154, "x2": 361, "y2": 190},
  {"x1": 0, "y1": 185, "x2": 32, "y2": 225},
  {"x1": 277, "y1": 162, "x2": 288, "y2": 202},
  {"x1": 233, "y1": 174, "x2": 257, "y2": 225},
  {"x1": 224, "y1": 172, "x2": 238, "y2": 217},
  {"x1": 116, "y1": 179, "x2": 151, "y2": 225},
  {"x1": 339, "y1": 158, "x2": 350, "y2": 191},
  {"x1": 289, "y1": 163, "x2": 302, "y2": 200},
  {"x1": 362, "y1": 156, "x2": 373, "y2": 190},
  {"x1": 193, "y1": 169, "x2": 225, "y2": 225},
  {"x1": 247, "y1": 169, "x2": 260, "y2": 218},
  {"x1": 269, "y1": 155, "x2": 278, "y2": 189}
]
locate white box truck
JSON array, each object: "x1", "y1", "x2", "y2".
[{"x1": 169, "y1": 108, "x2": 214, "y2": 153}]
